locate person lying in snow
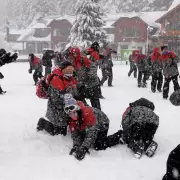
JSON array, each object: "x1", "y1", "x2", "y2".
[
  {"x1": 162, "y1": 144, "x2": 180, "y2": 180},
  {"x1": 63, "y1": 94, "x2": 123, "y2": 161},
  {"x1": 121, "y1": 98, "x2": 159, "y2": 158}
]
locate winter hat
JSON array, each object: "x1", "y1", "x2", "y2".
[
  {"x1": 170, "y1": 89, "x2": 180, "y2": 106},
  {"x1": 60, "y1": 61, "x2": 73, "y2": 70},
  {"x1": 91, "y1": 42, "x2": 100, "y2": 52},
  {"x1": 64, "y1": 94, "x2": 78, "y2": 109}
]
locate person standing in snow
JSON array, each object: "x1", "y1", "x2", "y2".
[
  {"x1": 100, "y1": 48, "x2": 116, "y2": 87},
  {"x1": 85, "y1": 42, "x2": 105, "y2": 99},
  {"x1": 121, "y1": 98, "x2": 159, "y2": 158},
  {"x1": 0, "y1": 48, "x2": 18, "y2": 94},
  {"x1": 28, "y1": 53, "x2": 43, "y2": 85},
  {"x1": 128, "y1": 50, "x2": 138, "y2": 78},
  {"x1": 150, "y1": 47, "x2": 163, "y2": 93},
  {"x1": 37, "y1": 61, "x2": 78, "y2": 136},
  {"x1": 161, "y1": 46, "x2": 180, "y2": 99},
  {"x1": 162, "y1": 144, "x2": 180, "y2": 180},
  {"x1": 42, "y1": 49, "x2": 55, "y2": 77},
  {"x1": 63, "y1": 94, "x2": 123, "y2": 161},
  {"x1": 70, "y1": 47, "x2": 102, "y2": 110},
  {"x1": 135, "y1": 51, "x2": 149, "y2": 88}
]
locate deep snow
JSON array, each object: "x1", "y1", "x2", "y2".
[{"x1": 0, "y1": 62, "x2": 179, "y2": 180}]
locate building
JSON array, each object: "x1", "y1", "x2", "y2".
[
  {"x1": 155, "y1": 3, "x2": 180, "y2": 54},
  {"x1": 109, "y1": 12, "x2": 166, "y2": 55},
  {"x1": 17, "y1": 15, "x2": 75, "y2": 54}
]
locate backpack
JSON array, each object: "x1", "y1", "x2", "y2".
[{"x1": 36, "y1": 74, "x2": 63, "y2": 99}]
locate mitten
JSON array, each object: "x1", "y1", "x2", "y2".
[
  {"x1": 75, "y1": 147, "x2": 89, "y2": 161},
  {"x1": 28, "y1": 69, "x2": 32, "y2": 74},
  {"x1": 69, "y1": 146, "x2": 79, "y2": 155}
]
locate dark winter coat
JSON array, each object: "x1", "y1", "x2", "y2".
[
  {"x1": 45, "y1": 68, "x2": 78, "y2": 127},
  {"x1": 129, "y1": 55, "x2": 136, "y2": 67},
  {"x1": 28, "y1": 54, "x2": 43, "y2": 72},
  {"x1": 170, "y1": 89, "x2": 180, "y2": 106},
  {"x1": 68, "y1": 101, "x2": 109, "y2": 149},
  {"x1": 162, "y1": 144, "x2": 180, "y2": 180},
  {"x1": 42, "y1": 50, "x2": 55, "y2": 67},
  {"x1": 0, "y1": 49, "x2": 18, "y2": 67},
  {"x1": 135, "y1": 54, "x2": 149, "y2": 72},
  {"x1": 54, "y1": 52, "x2": 63, "y2": 66},
  {"x1": 151, "y1": 50, "x2": 163, "y2": 73},
  {"x1": 162, "y1": 51, "x2": 180, "y2": 78},
  {"x1": 122, "y1": 98, "x2": 159, "y2": 143},
  {"x1": 100, "y1": 54, "x2": 113, "y2": 70}
]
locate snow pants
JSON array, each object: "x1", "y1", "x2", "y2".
[
  {"x1": 128, "y1": 65, "x2": 137, "y2": 78},
  {"x1": 163, "y1": 75, "x2": 180, "y2": 98},
  {"x1": 151, "y1": 72, "x2": 163, "y2": 92},
  {"x1": 100, "y1": 68, "x2": 113, "y2": 86}
]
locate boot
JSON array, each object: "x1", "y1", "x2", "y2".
[
  {"x1": 145, "y1": 140, "x2": 158, "y2": 157},
  {"x1": 37, "y1": 118, "x2": 55, "y2": 136}
]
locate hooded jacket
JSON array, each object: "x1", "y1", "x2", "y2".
[
  {"x1": 151, "y1": 48, "x2": 163, "y2": 73},
  {"x1": 45, "y1": 68, "x2": 77, "y2": 126},
  {"x1": 69, "y1": 101, "x2": 109, "y2": 149},
  {"x1": 161, "y1": 51, "x2": 179, "y2": 78}
]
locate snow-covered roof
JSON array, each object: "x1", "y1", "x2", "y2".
[
  {"x1": 108, "y1": 11, "x2": 166, "y2": 28},
  {"x1": 156, "y1": 2, "x2": 180, "y2": 23},
  {"x1": 168, "y1": 0, "x2": 180, "y2": 11},
  {"x1": 17, "y1": 28, "x2": 35, "y2": 41},
  {"x1": 55, "y1": 15, "x2": 75, "y2": 24},
  {"x1": 9, "y1": 29, "x2": 25, "y2": 35}
]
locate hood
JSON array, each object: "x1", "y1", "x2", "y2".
[{"x1": 52, "y1": 67, "x2": 64, "y2": 77}]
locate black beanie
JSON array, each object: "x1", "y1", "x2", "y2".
[
  {"x1": 161, "y1": 46, "x2": 168, "y2": 51},
  {"x1": 60, "y1": 61, "x2": 73, "y2": 70}
]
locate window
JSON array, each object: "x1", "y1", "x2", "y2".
[
  {"x1": 53, "y1": 28, "x2": 67, "y2": 36},
  {"x1": 121, "y1": 27, "x2": 140, "y2": 37},
  {"x1": 34, "y1": 28, "x2": 50, "y2": 38}
]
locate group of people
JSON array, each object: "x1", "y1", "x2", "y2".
[
  {"x1": 128, "y1": 46, "x2": 180, "y2": 100},
  {"x1": 26, "y1": 42, "x2": 159, "y2": 162}
]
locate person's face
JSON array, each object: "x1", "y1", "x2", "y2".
[{"x1": 62, "y1": 66, "x2": 74, "y2": 76}]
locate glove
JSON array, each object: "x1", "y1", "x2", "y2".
[
  {"x1": 75, "y1": 147, "x2": 89, "y2": 161},
  {"x1": 28, "y1": 69, "x2": 32, "y2": 74},
  {"x1": 69, "y1": 146, "x2": 79, "y2": 155}
]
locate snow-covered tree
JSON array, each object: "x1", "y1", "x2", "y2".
[
  {"x1": 67, "y1": 0, "x2": 108, "y2": 49},
  {"x1": 15, "y1": 0, "x2": 58, "y2": 29}
]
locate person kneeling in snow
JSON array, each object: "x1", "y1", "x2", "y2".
[
  {"x1": 64, "y1": 94, "x2": 123, "y2": 161},
  {"x1": 162, "y1": 144, "x2": 180, "y2": 180},
  {"x1": 37, "y1": 61, "x2": 78, "y2": 136},
  {"x1": 121, "y1": 98, "x2": 159, "y2": 158}
]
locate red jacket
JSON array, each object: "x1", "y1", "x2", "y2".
[
  {"x1": 68, "y1": 101, "x2": 96, "y2": 132},
  {"x1": 47, "y1": 67, "x2": 77, "y2": 91},
  {"x1": 87, "y1": 48, "x2": 100, "y2": 61},
  {"x1": 161, "y1": 51, "x2": 176, "y2": 61},
  {"x1": 151, "y1": 47, "x2": 162, "y2": 62},
  {"x1": 70, "y1": 47, "x2": 91, "y2": 70}
]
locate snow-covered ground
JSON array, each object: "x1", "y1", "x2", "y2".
[{"x1": 0, "y1": 62, "x2": 179, "y2": 180}]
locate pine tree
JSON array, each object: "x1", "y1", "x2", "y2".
[{"x1": 67, "y1": 0, "x2": 108, "y2": 49}]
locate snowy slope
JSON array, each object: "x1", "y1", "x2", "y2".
[{"x1": 0, "y1": 62, "x2": 180, "y2": 180}]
